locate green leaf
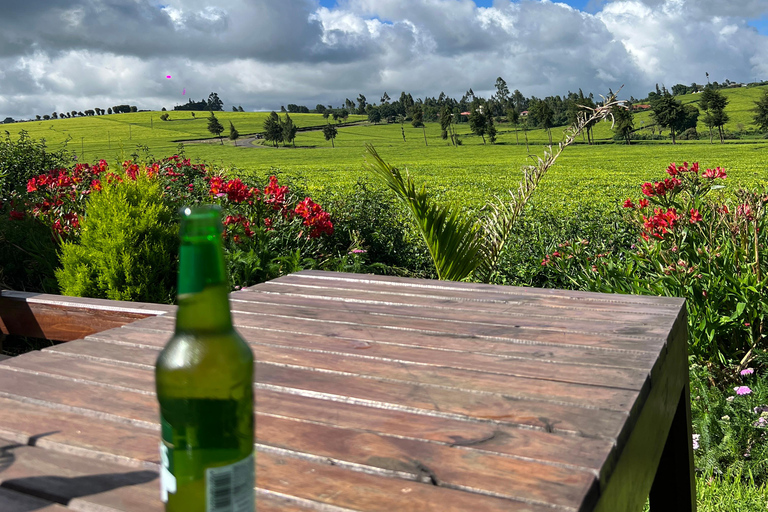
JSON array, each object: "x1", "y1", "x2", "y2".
[{"x1": 365, "y1": 144, "x2": 484, "y2": 281}]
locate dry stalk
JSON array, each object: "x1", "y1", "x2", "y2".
[{"x1": 477, "y1": 89, "x2": 627, "y2": 282}]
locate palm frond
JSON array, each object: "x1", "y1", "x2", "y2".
[{"x1": 365, "y1": 145, "x2": 484, "y2": 281}]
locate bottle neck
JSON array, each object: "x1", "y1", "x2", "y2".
[{"x1": 175, "y1": 235, "x2": 232, "y2": 334}]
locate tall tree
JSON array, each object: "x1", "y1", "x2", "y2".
[
  {"x1": 282, "y1": 113, "x2": 298, "y2": 147},
  {"x1": 238, "y1": 106, "x2": 244, "y2": 112},
  {"x1": 367, "y1": 106, "x2": 382, "y2": 124},
  {"x1": 752, "y1": 90, "x2": 768, "y2": 133},
  {"x1": 411, "y1": 103, "x2": 427, "y2": 146},
  {"x1": 263, "y1": 111, "x2": 283, "y2": 147},
  {"x1": 322, "y1": 123, "x2": 338, "y2": 148},
  {"x1": 207, "y1": 111, "x2": 224, "y2": 144},
  {"x1": 468, "y1": 106, "x2": 487, "y2": 144},
  {"x1": 232, "y1": 106, "x2": 238, "y2": 112},
  {"x1": 207, "y1": 92, "x2": 223, "y2": 111},
  {"x1": 229, "y1": 121, "x2": 239, "y2": 146},
  {"x1": 699, "y1": 88, "x2": 729, "y2": 143},
  {"x1": 439, "y1": 106, "x2": 456, "y2": 146},
  {"x1": 532, "y1": 100, "x2": 554, "y2": 144},
  {"x1": 356, "y1": 94, "x2": 367, "y2": 114},
  {"x1": 380, "y1": 92, "x2": 391, "y2": 104},
  {"x1": 651, "y1": 90, "x2": 685, "y2": 144},
  {"x1": 485, "y1": 113, "x2": 497, "y2": 144},
  {"x1": 611, "y1": 104, "x2": 634, "y2": 144}
]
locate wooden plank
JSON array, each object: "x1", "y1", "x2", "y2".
[
  {"x1": 255, "y1": 449, "x2": 564, "y2": 512},
  {"x1": 237, "y1": 284, "x2": 677, "y2": 325},
  {"x1": 30, "y1": 339, "x2": 641, "y2": 412},
  {"x1": 0, "y1": 487, "x2": 69, "y2": 512},
  {"x1": 0, "y1": 367, "x2": 159, "y2": 429},
  {"x1": 256, "y1": 413, "x2": 598, "y2": 509},
  {"x1": 0, "y1": 291, "x2": 174, "y2": 342},
  {"x1": 18, "y1": 342, "x2": 628, "y2": 438},
  {"x1": 264, "y1": 270, "x2": 686, "y2": 308},
  {"x1": 592, "y1": 310, "x2": 689, "y2": 511},
  {"x1": 0, "y1": 397, "x2": 159, "y2": 467},
  {"x1": 225, "y1": 297, "x2": 677, "y2": 342},
  {"x1": 133, "y1": 310, "x2": 668, "y2": 354},
  {"x1": 0, "y1": 349, "x2": 616, "y2": 474},
  {"x1": 256, "y1": 388, "x2": 614, "y2": 473},
  {"x1": 89, "y1": 322, "x2": 660, "y2": 371},
  {"x1": 0, "y1": 438, "x2": 160, "y2": 512}
]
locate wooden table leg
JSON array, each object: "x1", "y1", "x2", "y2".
[{"x1": 648, "y1": 383, "x2": 696, "y2": 511}]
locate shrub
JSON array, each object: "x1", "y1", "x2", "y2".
[
  {"x1": 0, "y1": 130, "x2": 73, "y2": 206},
  {"x1": 0, "y1": 215, "x2": 59, "y2": 292},
  {"x1": 542, "y1": 162, "x2": 768, "y2": 366},
  {"x1": 56, "y1": 172, "x2": 178, "y2": 303}
]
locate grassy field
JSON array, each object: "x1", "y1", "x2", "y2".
[{"x1": 5, "y1": 85, "x2": 768, "y2": 215}]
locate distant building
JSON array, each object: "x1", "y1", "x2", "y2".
[
  {"x1": 632, "y1": 104, "x2": 651, "y2": 111},
  {"x1": 520, "y1": 110, "x2": 529, "y2": 117}
]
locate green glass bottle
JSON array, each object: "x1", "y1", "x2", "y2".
[{"x1": 155, "y1": 205, "x2": 254, "y2": 512}]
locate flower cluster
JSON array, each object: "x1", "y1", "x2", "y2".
[
  {"x1": 17, "y1": 160, "x2": 109, "y2": 238},
  {"x1": 641, "y1": 207, "x2": 679, "y2": 241},
  {"x1": 641, "y1": 177, "x2": 681, "y2": 197},
  {"x1": 294, "y1": 197, "x2": 334, "y2": 238}
]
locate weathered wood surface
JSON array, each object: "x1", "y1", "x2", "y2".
[
  {"x1": 0, "y1": 291, "x2": 173, "y2": 341},
  {"x1": 0, "y1": 270, "x2": 691, "y2": 511}
]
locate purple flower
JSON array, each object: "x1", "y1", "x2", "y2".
[
  {"x1": 734, "y1": 386, "x2": 752, "y2": 396},
  {"x1": 692, "y1": 434, "x2": 700, "y2": 450},
  {"x1": 740, "y1": 368, "x2": 754, "y2": 376}
]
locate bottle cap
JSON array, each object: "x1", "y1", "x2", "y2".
[{"x1": 179, "y1": 205, "x2": 223, "y2": 242}]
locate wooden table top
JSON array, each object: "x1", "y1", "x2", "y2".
[{"x1": 0, "y1": 270, "x2": 688, "y2": 512}]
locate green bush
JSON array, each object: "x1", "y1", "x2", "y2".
[
  {"x1": 318, "y1": 179, "x2": 434, "y2": 278},
  {"x1": 0, "y1": 130, "x2": 73, "y2": 203},
  {"x1": 0, "y1": 215, "x2": 59, "y2": 292},
  {"x1": 56, "y1": 174, "x2": 177, "y2": 303}
]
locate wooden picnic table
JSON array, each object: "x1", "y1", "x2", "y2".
[{"x1": 0, "y1": 270, "x2": 695, "y2": 511}]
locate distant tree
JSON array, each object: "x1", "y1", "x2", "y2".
[
  {"x1": 612, "y1": 104, "x2": 634, "y2": 144},
  {"x1": 78, "y1": 111, "x2": 84, "y2": 117},
  {"x1": 468, "y1": 107, "x2": 487, "y2": 144},
  {"x1": 280, "y1": 105, "x2": 287, "y2": 112},
  {"x1": 160, "y1": 113, "x2": 170, "y2": 121},
  {"x1": 410, "y1": 103, "x2": 427, "y2": 146},
  {"x1": 439, "y1": 105, "x2": 456, "y2": 146},
  {"x1": 161, "y1": 107, "x2": 166, "y2": 111},
  {"x1": 699, "y1": 87, "x2": 728, "y2": 144},
  {"x1": 2, "y1": 117, "x2": 14, "y2": 123},
  {"x1": 84, "y1": 110, "x2": 95, "y2": 116},
  {"x1": 206, "y1": 111, "x2": 224, "y2": 144},
  {"x1": 129, "y1": 106, "x2": 137, "y2": 112},
  {"x1": 52, "y1": 112, "x2": 58, "y2": 119},
  {"x1": 238, "y1": 106, "x2": 244, "y2": 112},
  {"x1": 191, "y1": 112, "x2": 196, "y2": 118},
  {"x1": 380, "y1": 92, "x2": 391, "y2": 104},
  {"x1": 752, "y1": 90, "x2": 768, "y2": 132},
  {"x1": 263, "y1": 111, "x2": 283, "y2": 147},
  {"x1": 322, "y1": 110, "x2": 331, "y2": 120},
  {"x1": 367, "y1": 107, "x2": 381, "y2": 124},
  {"x1": 282, "y1": 113, "x2": 297, "y2": 147},
  {"x1": 651, "y1": 90, "x2": 685, "y2": 144},
  {"x1": 485, "y1": 113, "x2": 497, "y2": 144},
  {"x1": 315, "y1": 104, "x2": 327, "y2": 114},
  {"x1": 507, "y1": 107, "x2": 520, "y2": 145},
  {"x1": 322, "y1": 123, "x2": 338, "y2": 148},
  {"x1": 531, "y1": 100, "x2": 554, "y2": 144},
  {"x1": 108, "y1": 107, "x2": 113, "y2": 114},
  {"x1": 233, "y1": 106, "x2": 238, "y2": 112},
  {"x1": 356, "y1": 94, "x2": 367, "y2": 114},
  {"x1": 36, "y1": 115, "x2": 41, "y2": 121},
  {"x1": 71, "y1": 111, "x2": 78, "y2": 117},
  {"x1": 43, "y1": 115, "x2": 50, "y2": 120},
  {"x1": 229, "y1": 121, "x2": 239, "y2": 146},
  {"x1": 207, "y1": 92, "x2": 223, "y2": 111}
]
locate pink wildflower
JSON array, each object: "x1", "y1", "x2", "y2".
[{"x1": 734, "y1": 386, "x2": 752, "y2": 396}]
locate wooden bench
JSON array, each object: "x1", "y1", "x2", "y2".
[{"x1": 0, "y1": 271, "x2": 695, "y2": 511}]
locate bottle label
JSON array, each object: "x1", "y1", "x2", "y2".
[
  {"x1": 159, "y1": 416, "x2": 177, "y2": 502},
  {"x1": 206, "y1": 453, "x2": 255, "y2": 512}
]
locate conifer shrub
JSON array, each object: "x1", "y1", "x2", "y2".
[{"x1": 56, "y1": 173, "x2": 178, "y2": 303}]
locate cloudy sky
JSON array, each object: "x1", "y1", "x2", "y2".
[{"x1": 2, "y1": 0, "x2": 768, "y2": 119}]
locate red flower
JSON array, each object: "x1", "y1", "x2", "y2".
[
  {"x1": 638, "y1": 198, "x2": 650, "y2": 208},
  {"x1": 90, "y1": 179, "x2": 102, "y2": 192},
  {"x1": 689, "y1": 209, "x2": 702, "y2": 223},
  {"x1": 737, "y1": 204, "x2": 754, "y2": 221},
  {"x1": 641, "y1": 182, "x2": 655, "y2": 197},
  {"x1": 623, "y1": 198, "x2": 635, "y2": 208},
  {"x1": 224, "y1": 179, "x2": 252, "y2": 203},
  {"x1": 208, "y1": 176, "x2": 225, "y2": 196},
  {"x1": 9, "y1": 210, "x2": 25, "y2": 220},
  {"x1": 26, "y1": 177, "x2": 38, "y2": 192},
  {"x1": 264, "y1": 176, "x2": 289, "y2": 211},
  {"x1": 702, "y1": 167, "x2": 727, "y2": 179},
  {"x1": 666, "y1": 163, "x2": 680, "y2": 176}
]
